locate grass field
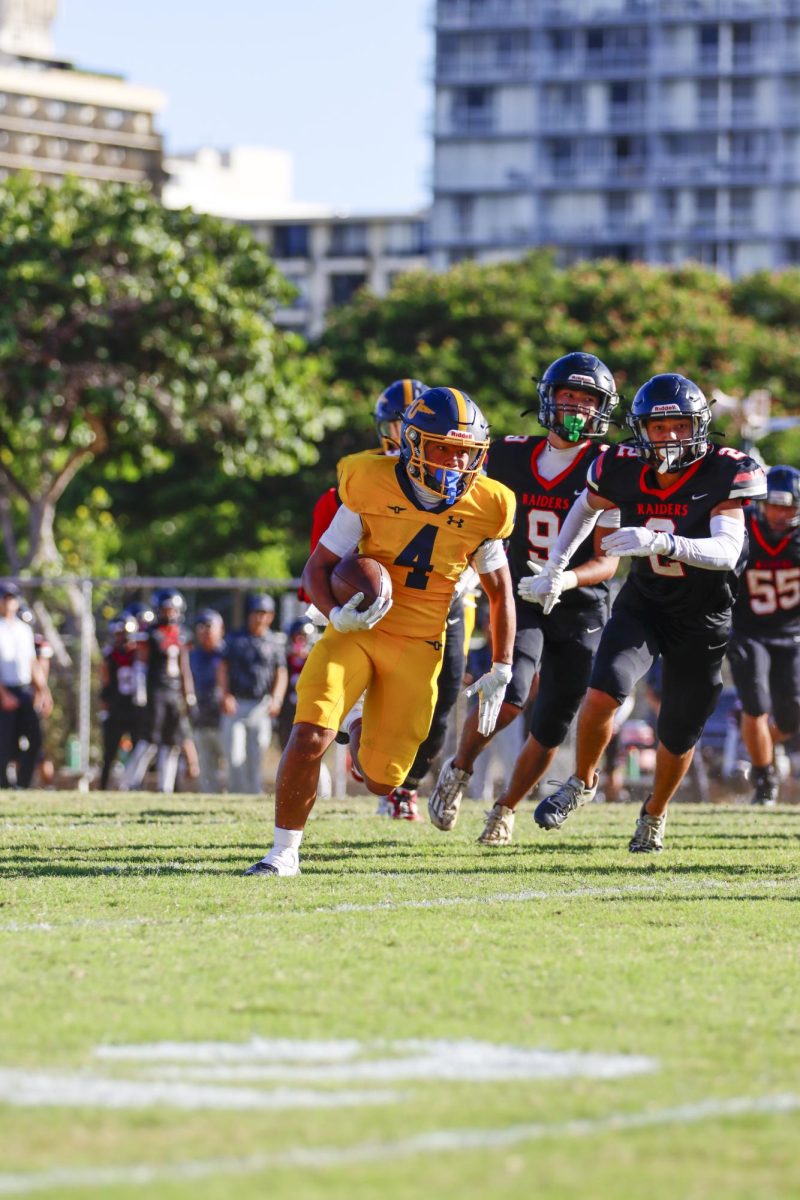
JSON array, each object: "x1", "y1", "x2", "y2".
[{"x1": 1, "y1": 790, "x2": 799, "y2": 1199}]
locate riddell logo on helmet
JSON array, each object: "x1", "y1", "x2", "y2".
[
  {"x1": 446, "y1": 429, "x2": 473, "y2": 441},
  {"x1": 649, "y1": 404, "x2": 682, "y2": 414},
  {"x1": 567, "y1": 374, "x2": 596, "y2": 387}
]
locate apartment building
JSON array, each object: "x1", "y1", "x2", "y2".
[
  {"x1": 0, "y1": 0, "x2": 165, "y2": 190},
  {"x1": 431, "y1": 0, "x2": 800, "y2": 275},
  {"x1": 248, "y1": 212, "x2": 430, "y2": 339}
]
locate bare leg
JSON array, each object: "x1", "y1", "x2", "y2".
[
  {"x1": 452, "y1": 700, "x2": 523, "y2": 773},
  {"x1": 741, "y1": 713, "x2": 774, "y2": 769},
  {"x1": 275, "y1": 722, "x2": 336, "y2": 829},
  {"x1": 574, "y1": 688, "x2": 621, "y2": 787},
  {"x1": 496, "y1": 735, "x2": 559, "y2": 810},
  {"x1": 646, "y1": 743, "x2": 696, "y2": 817}
]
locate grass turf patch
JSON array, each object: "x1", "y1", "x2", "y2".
[{"x1": 0, "y1": 792, "x2": 798, "y2": 1199}]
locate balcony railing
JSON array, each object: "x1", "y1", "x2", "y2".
[
  {"x1": 433, "y1": 0, "x2": 535, "y2": 28},
  {"x1": 436, "y1": 54, "x2": 533, "y2": 81}
]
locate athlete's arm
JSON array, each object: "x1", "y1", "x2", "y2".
[
  {"x1": 573, "y1": 521, "x2": 621, "y2": 588},
  {"x1": 301, "y1": 542, "x2": 343, "y2": 620},
  {"x1": 467, "y1": 562, "x2": 516, "y2": 735},
  {"x1": 478, "y1": 562, "x2": 515, "y2": 667},
  {"x1": 549, "y1": 488, "x2": 614, "y2": 572},
  {"x1": 602, "y1": 503, "x2": 745, "y2": 571}
]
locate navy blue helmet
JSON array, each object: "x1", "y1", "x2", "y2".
[
  {"x1": 150, "y1": 589, "x2": 186, "y2": 623},
  {"x1": 374, "y1": 379, "x2": 428, "y2": 452},
  {"x1": 762, "y1": 465, "x2": 800, "y2": 533},
  {"x1": 627, "y1": 374, "x2": 712, "y2": 472},
  {"x1": 536, "y1": 352, "x2": 618, "y2": 442},
  {"x1": 399, "y1": 386, "x2": 489, "y2": 505}
]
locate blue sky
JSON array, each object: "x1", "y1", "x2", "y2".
[{"x1": 52, "y1": 0, "x2": 432, "y2": 213}]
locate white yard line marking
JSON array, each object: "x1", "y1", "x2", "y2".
[
  {"x1": 0, "y1": 1093, "x2": 796, "y2": 1195},
  {"x1": 0, "y1": 874, "x2": 796, "y2": 934}
]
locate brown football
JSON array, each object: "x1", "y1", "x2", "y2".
[{"x1": 330, "y1": 554, "x2": 392, "y2": 613}]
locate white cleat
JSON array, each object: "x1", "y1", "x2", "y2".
[
  {"x1": 428, "y1": 756, "x2": 471, "y2": 831},
  {"x1": 478, "y1": 803, "x2": 516, "y2": 846}
]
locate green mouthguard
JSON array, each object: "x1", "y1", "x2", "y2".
[{"x1": 562, "y1": 414, "x2": 587, "y2": 442}]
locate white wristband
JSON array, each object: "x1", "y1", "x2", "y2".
[{"x1": 560, "y1": 570, "x2": 579, "y2": 592}]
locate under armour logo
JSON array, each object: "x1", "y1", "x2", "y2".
[
  {"x1": 387, "y1": 505, "x2": 406, "y2": 513},
  {"x1": 425, "y1": 639, "x2": 443, "y2": 652},
  {"x1": 447, "y1": 515, "x2": 464, "y2": 528}
]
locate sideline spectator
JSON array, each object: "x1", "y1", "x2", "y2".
[
  {"x1": 0, "y1": 583, "x2": 53, "y2": 788},
  {"x1": 278, "y1": 618, "x2": 315, "y2": 749},
  {"x1": 99, "y1": 612, "x2": 144, "y2": 789},
  {"x1": 18, "y1": 600, "x2": 55, "y2": 786},
  {"x1": 189, "y1": 609, "x2": 227, "y2": 793},
  {"x1": 219, "y1": 595, "x2": 287, "y2": 794}
]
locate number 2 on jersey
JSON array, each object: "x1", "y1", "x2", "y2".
[{"x1": 394, "y1": 524, "x2": 438, "y2": 590}]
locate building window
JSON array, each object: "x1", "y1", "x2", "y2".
[
  {"x1": 78, "y1": 106, "x2": 96, "y2": 123},
  {"x1": 698, "y1": 24, "x2": 718, "y2": 64},
  {"x1": 384, "y1": 221, "x2": 428, "y2": 256},
  {"x1": 17, "y1": 96, "x2": 37, "y2": 116},
  {"x1": 272, "y1": 225, "x2": 310, "y2": 258},
  {"x1": 45, "y1": 100, "x2": 66, "y2": 120},
  {"x1": 328, "y1": 223, "x2": 368, "y2": 257},
  {"x1": 282, "y1": 275, "x2": 309, "y2": 310},
  {"x1": 329, "y1": 274, "x2": 366, "y2": 306},
  {"x1": 453, "y1": 195, "x2": 474, "y2": 236},
  {"x1": 133, "y1": 114, "x2": 151, "y2": 134},
  {"x1": 451, "y1": 87, "x2": 493, "y2": 133},
  {"x1": 730, "y1": 188, "x2": 754, "y2": 228}
]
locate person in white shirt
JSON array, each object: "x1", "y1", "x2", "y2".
[{"x1": 0, "y1": 583, "x2": 53, "y2": 788}]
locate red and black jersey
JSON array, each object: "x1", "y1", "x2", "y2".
[
  {"x1": 588, "y1": 441, "x2": 766, "y2": 621},
  {"x1": 146, "y1": 622, "x2": 189, "y2": 694},
  {"x1": 102, "y1": 644, "x2": 137, "y2": 704},
  {"x1": 486, "y1": 435, "x2": 608, "y2": 608},
  {"x1": 733, "y1": 508, "x2": 800, "y2": 638}
]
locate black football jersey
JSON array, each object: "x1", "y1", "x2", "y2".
[
  {"x1": 487, "y1": 435, "x2": 608, "y2": 609},
  {"x1": 733, "y1": 508, "x2": 800, "y2": 638},
  {"x1": 146, "y1": 622, "x2": 189, "y2": 693},
  {"x1": 588, "y1": 441, "x2": 766, "y2": 622}
]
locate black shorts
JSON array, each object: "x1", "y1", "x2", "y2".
[
  {"x1": 590, "y1": 594, "x2": 729, "y2": 756},
  {"x1": 506, "y1": 601, "x2": 607, "y2": 748},
  {"x1": 728, "y1": 634, "x2": 800, "y2": 734},
  {"x1": 146, "y1": 690, "x2": 187, "y2": 747}
]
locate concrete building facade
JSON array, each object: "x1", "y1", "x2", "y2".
[
  {"x1": 0, "y1": 0, "x2": 164, "y2": 189},
  {"x1": 431, "y1": 0, "x2": 800, "y2": 275},
  {"x1": 247, "y1": 211, "x2": 430, "y2": 339}
]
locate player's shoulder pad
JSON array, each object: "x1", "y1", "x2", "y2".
[
  {"x1": 474, "y1": 474, "x2": 516, "y2": 536},
  {"x1": 712, "y1": 445, "x2": 767, "y2": 501},
  {"x1": 337, "y1": 447, "x2": 391, "y2": 506}
]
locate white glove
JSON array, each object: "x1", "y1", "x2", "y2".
[
  {"x1": 517, "y1": 559, "x2": 575, "y2": 615},
  {"x1": 329, "y1": 592, "x2": 392, "y2": 633},
  {"x1": 601, "y1": 526, "x2": 671, "y2": 558},
  {"x1": 464, "y1": 661, "x2": 513, "y2": 736}
]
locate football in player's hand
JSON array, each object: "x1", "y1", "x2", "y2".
[{"x1": 330, "y1": 555, "x2": 392, "y2": 612}]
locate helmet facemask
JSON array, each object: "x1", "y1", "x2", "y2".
[
  {"x1": 628, "y1": 411, "x2": 711, "y2": 474},
  {"x1": 539, "y1": 384, "x2": 613, "y2": 443},
  {"x1": 403, "y1": 425, "x2": 489, "y2": 505}
]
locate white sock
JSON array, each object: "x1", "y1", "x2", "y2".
[{"x1": 271, "y1": 827, "x2": 303, "y2": 855}]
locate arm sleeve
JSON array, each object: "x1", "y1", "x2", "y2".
[
  {"x1": 471, "y1": 539, "x2": 507, "y2": 574},
  {"x1": 318, "y1": 504, "x2": 363, "y2": 558},
  {"x1": 596, "y1": 507, "x2": 621, "y2": 530},
  {"x1": 664, "y1": 513, "x2": 745, "y2": 572},
  {"x1": 309, "y1": 488, "x2": 341, "y2": 552},
  {"x1": 548, "y1": 489, "x2": 603, "y2": 572}
]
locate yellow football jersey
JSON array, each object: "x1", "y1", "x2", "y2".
[{"x1": 338, "y1": 454, "x2": 515, "y2": 639}]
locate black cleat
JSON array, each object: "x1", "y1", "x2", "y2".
[
  {"x1": 751, "y1": 765, "x2": 778, "y2": 807},
  {"x1": 243, "y1": 860, "x2": 279, "y2": 876}
]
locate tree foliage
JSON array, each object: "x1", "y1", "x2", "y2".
[
  {"x1": 0, "y1": 174, "x2": 336, "y2": 572},
  {"x1": 321, "y1": 253, "x2": 780, "y2": 443}
]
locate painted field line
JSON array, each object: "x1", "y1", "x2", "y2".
[
  {"x1": 0, "y1": 1092, "x2": 797, "y2": 1195},
  {"x1": 0, "y1": 875, "x2": 798, "y2": 935}
]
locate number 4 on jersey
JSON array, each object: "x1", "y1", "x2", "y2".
[{"x1": 394, "y1": 524, "x2": 438, "y2": 590}]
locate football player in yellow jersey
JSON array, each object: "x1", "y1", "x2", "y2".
[{"x1": 245, "y1": 387, "x2": 517, "y2": 876}]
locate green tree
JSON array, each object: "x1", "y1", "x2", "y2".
[
  {"x1": 0, "y1": 174, "x2": 336, "y2": 575},
  {"x1": 321, "y1": 253, "x2": 765, "y2": 440}
]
